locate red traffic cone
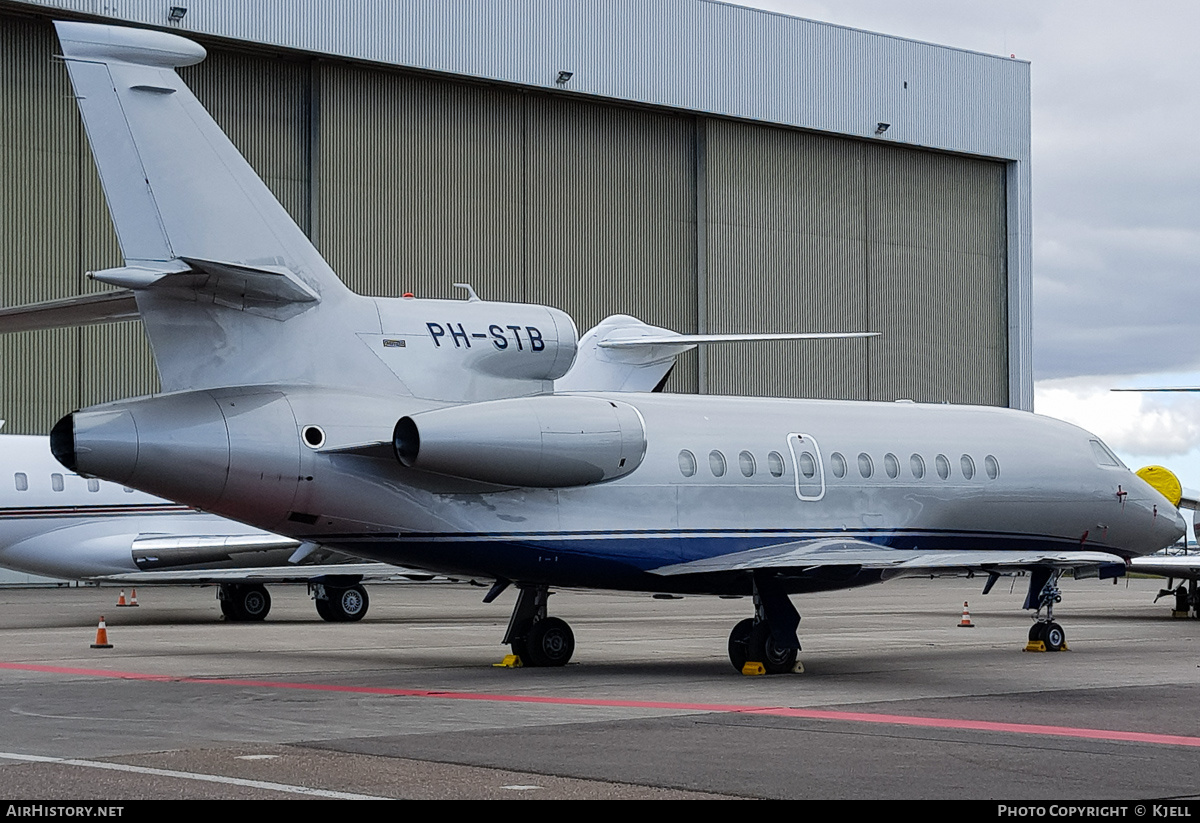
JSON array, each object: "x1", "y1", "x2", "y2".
[
  {"x1": 91, "y1": 616, "x2": 113, "y2": 649},
  {"x1": 958, "y1": 601, "x2": 975, "y2": 628}
]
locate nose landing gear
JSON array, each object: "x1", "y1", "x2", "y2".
[{"x1": 1025, "y1": 568, "x2": 1068, "y2": 652}]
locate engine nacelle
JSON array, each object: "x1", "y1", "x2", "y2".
[
  {"x1": 51, "y1": 388, "x2": 302, "y2": 529},
  {"x1": 394, "y1": 395, "x2": 646, "y2": 487}
]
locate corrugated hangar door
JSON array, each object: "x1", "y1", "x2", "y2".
[
  {"x1": 702, "y1": 118, "x2": 1007, "y2": 405},
  {"x1": 522, "y1": 94, "x2": 698, "y2": 382},
  {"x1": 317, "y1": 65, "x2": 527, "y2": 303}
]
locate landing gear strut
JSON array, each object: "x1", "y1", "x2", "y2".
[
  {"x1": 218, "y1": 583, "x2": 271, "y2": 621},
  {"x1": 727, "y1": 573, "x2": 801, "y2": 674},
  {"x1": 502, "y1": 584, "x2": 575, "y2": 667},
  {"x1": 1024, "y1": 568, "x2": 1067, "y2": 652}
]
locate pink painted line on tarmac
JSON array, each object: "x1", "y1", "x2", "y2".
[{"x1": 5, "y1": 660, "x2": 1198, "y2": 748}]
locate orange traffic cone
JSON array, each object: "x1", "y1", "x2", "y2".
[
  {"x1": 91, "y1": 616, "x2": 113, "y2": 649},
  {"x1": 127, "y1": 588, "x2": 139, "y2": 607},
  {"x1": 958, "y1": 601, "x2": 975, "y2": 628},
  {"x1": 116, "y1": 590, "x2": 129, "y2": 607}
]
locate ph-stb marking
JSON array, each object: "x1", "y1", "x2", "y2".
[{"x1": 426, "y1": 322, "x2": 546, "y2": 351}]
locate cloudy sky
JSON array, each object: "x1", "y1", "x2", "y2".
[{"x1": 736, "y1": 0, "x2": 1200, "y2": 497}]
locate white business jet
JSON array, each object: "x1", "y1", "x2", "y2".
[{"x1": 2, "y1": 22, "x2": 1187, "y2": 672}]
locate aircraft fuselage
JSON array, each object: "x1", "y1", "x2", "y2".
[{"x1": 54, "y1": 387, "x2": 1183, "y2": 595}]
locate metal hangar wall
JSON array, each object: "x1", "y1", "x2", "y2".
[{"x1": 0, "y1": 0, "x2": 1032, "y2": 435}]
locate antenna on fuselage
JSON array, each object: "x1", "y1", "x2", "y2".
[{"x1": 453, "y1": 283, "x2": 481, "y2": 302}]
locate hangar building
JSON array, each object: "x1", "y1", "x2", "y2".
[{"x1": 0, "y1": 0, "x2": 1032, "y2": 435}]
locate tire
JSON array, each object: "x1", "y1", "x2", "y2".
[
  {"x1": 749, "y1": 622, "x2": 798, "y2": 674},
  {"x1": 1028, "y1": 622, "x2": 1047, "y2": 643},
  {"x1": 238, "y1": 585, "x2": 271, "y2": 621},
  {"x1": 321, "y1": 587, "x2": 367, "y2": 623},
  {"x1": 220, "y1": 594, "x2": 243, "y2": 621},
  {"x1": 1043, "y1": 622, "x2": 1066, "y2": 652},
  {"x1": 727, "y1": 618, "x2": 755, "y2": 673},
  {"x1": 523, "y1": 617, "x2": 575, "y2": 667},
  {"x1": 315, "y1": 596, "x2": 334, "y2": 622}
]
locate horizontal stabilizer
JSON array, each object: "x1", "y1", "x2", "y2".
[
  {"x1": 0, "y1": 290, "x2": 139, "y2": 333},
  {"x1": 557, "y1": 315, "x2": 878, "y2": 393},
  {"x1": 91, "y1": 258, "x2": 320, "y2": 315},
  {"x1": 598, "y1": 331, "x2": 879, "y2": 348}
]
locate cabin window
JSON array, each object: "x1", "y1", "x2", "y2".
[
  {"x1": 960, "y1": 455, "x2": 976, "y2": 479},
  {"x1": 678, "y1": 450, "x2": 697, "y2": 477},
  {"x1": 830, "y1": 452, "x2": 847, "y2": 479},
  {"x1": 910, "y1": 454, "x2": 926, "y2": 479},
  {"x1": 14, "y1": 473, "x2": 28, "y2": 492},
  {"x1": 123, "y1": 486, "x2": 136, "y2": 493},
  {"x1": 858, "y1": 453, "x2": 874, "y2": 479},
  {"x1": 935, "y1": 454, "x2": 951, "y2": 480},
  {"x1": 985, "y1": 455, "x2": 1000, "y2": 480},
  {"x1": 883, "y1": 453, "x2": 900, "y2": 479},
  {"x1": 767, "y1": 451, "x2": 785, "y2": 478},
  {"x1": 87, "y1": 479, "x2": 101, "y2": 493},
  {"x1": 738, "y1": 451, "x2": 756, "y2": 477},
  {"x1": 798, "y1": 452, "x2": 817, "y2": 479},
  {"x1": 709, "y1": 450, "x2": 727, "y2": 477},
  {"x1": 51, "y1": 473, "x2": 64, "y2": 492}
]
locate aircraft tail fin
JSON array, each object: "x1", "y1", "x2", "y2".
[
  {"x1": 53, "y1": 21, "x2": 376, "y2": 393},
  {"x1": 56, "y1": 21, "x2": 344, "y2": 300}
]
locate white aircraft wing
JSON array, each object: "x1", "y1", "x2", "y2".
[
  {"x1": 1129, "y1": 554, "x2": 1200, "y2": 578},
  {"x1": 86, "y1": 563, "x2": 433, "y2": 585},
  {"x1": 648, "y1": 538, "x2": 1127, "y2": 576}
]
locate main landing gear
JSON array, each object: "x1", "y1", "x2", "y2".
[
  {"x1": 494, "y1": 583, "x2": 575, "y2": 667},
  {"x1": 311, "y1": 582, "x2": 370, "y2": 622},
  {"x1": 1024, "y1": 568, "x2": 1068, "y2": 652},
  {"x1": 727, "y1": 573, "x2": 802, "y2": 674},
  {"x1": 218, "y1": 583, "x2": 271, "y2": 621},
  {"x1": 1154, "y1": 579, "x2": 1198, "y2": 618}
]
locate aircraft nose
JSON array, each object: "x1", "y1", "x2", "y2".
[{"x1": 1150, "y1": 501, "x2": 1187, "y2": 550}]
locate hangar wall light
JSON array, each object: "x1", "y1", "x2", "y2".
[
  {"x1": 556, "y1": 71, "x2": 573, "y2": 85},
  {"x1": 168, "y1": 6, "x2": 187, "y2": 23},
  {"x1": 875, "y1": 122, "x2": 890, "y2": 135}
]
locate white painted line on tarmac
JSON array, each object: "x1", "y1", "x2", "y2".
[{"x1": 0, "y1": 751, "x2": 388, "y2": 800}]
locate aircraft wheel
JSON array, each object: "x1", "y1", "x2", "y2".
[
  {"x1": 237, "y1": 585, "x2": 271, "y2": 621},
  {"x1": 523, "y1": 617, "x2": 574, "y2": 667},
  {"x1": 1043, "y1": 622, "x2": 1066, "y2": 652},
  {"x1": 219, "y1": 594, "x2": 244, "y2": 621},
  {"x1": 315, "y1": 596, "x2": 334, "y2": 622},
  {"x1": 326, "y1": 585, "x2": 369, "y2": 622},
  {"x1": 1028, "y1": 622, "x2": 1047, "y2": 643},
  {"x1": 727, "y1": 618, "x2": 755, "y2": 673},
  {"x1": 748, "y1": 622, "x2": 797, "y2": 674}
]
